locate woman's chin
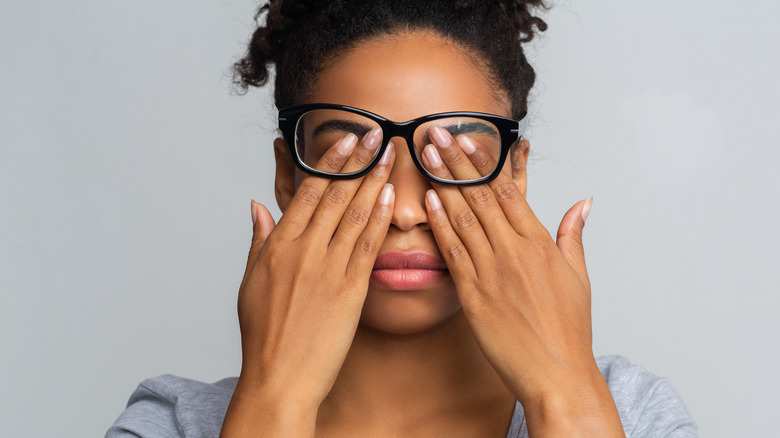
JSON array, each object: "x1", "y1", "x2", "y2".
[{"x1": 358, "y1": 280, "x2": 461, "y2": 335}]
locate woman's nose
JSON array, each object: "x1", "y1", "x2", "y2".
[{"x1": 387, "y1": 138, "x2": 430, "y2": 231}]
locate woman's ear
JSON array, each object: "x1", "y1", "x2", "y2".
[
  {"x1": 273, "y1": 138, "x2": 295, "y2": 212},
  {"x1": 510, "y1": 139, "x2": 530, "y2": 197}
]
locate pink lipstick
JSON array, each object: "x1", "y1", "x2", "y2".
[{"x1": 370, "y1": 251, "x2": 449, "y2": 290}]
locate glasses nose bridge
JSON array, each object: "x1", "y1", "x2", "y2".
[
  {"x1": 379, "y1": 119, "x2": 435, "y2": 187},
  {"x1": 380, "y1": 119, "x2": 417, "y2": 150}
]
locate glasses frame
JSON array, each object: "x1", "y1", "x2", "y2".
[{"x1": 278, "y1": 103, "x2": 528, "y2": 186}]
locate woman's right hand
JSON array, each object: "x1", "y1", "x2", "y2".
[{"x1": 220, "y1": 129, "x2": 395, "y2": 438}]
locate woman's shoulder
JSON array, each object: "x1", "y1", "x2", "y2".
[
  {"x1": 105, "y1": 374, "x2": 238, "y2": 438},
  {"x1": 595, "y1": 355, "x2": 697, "y2": 437}
]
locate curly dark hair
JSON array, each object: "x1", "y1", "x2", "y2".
[{"x1": 233, "y1": 0, "x2": 547, "y2": 121}]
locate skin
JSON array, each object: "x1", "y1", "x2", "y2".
[{"x1": 220, "y1": 32, "x2": 625, "y2": 437}]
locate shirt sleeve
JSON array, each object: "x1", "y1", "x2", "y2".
[
  {"x1": 598, "y1": 356, "x2": 698, "y2": 438},
  {"x1": 105, "y1": 380, "x2": 182, "y2": 438},
  {"x1": 105, "y1": 374, "x2": 235, "y2": 438},
  {"x1": 629, "y1": 378, "x2": 697, "y2": 438}
]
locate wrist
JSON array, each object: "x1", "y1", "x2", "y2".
[
  {"x1": 220, "y1": 377, "x2": 320, "y2": 438},
  {"x1": 236, "y1": 363, "x2": 324, "y2": 411},
  {"x1": 520, "y1": 364, "x2": 625, "y2": 437}
]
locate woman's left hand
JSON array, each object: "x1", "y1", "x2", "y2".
[{"x1": 421, "y1": 127, "x2": 625, "y2": 436}]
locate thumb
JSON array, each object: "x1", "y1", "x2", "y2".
[
  {"x1": 556, "y1": 197, "x2": 593, "y2": 290},
  {"x1": 247, "y1": 200, "x2": 276, "y2": 269}
]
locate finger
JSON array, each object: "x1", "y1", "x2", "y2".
[
  {"x1": 454, "y1": 134, "x2": 501, "y2": 177},
  {"x1": 242, "y1": 200, "x2": 277, "y2": 285},
  {"x1": 420, "y1": 141, "x2": 455, "y2": 181},
  {"x1": 340, "y1": 127, "x2": 384, "y2": 174},
  {"x1": 306, "y1": 135, "x2": 390, "y2": 240},
  {"x1": 556, "y1": 197, "x2": 593, "y2": 291},
  {"x1": 424, "y1": 189, "x2": 477, "y2": 283},
  {"x1": 330, "y1": 143, "x2": 395, "y2": 253},
  {"x1": 276, "y1": 133, "x2": 360, "y2": 234},
  {"x1": 420, "y1": 144, "x2": 494, "y2": 269},
  {"x1": 346, "y1": 183, "x2": 395, "y2": 280},
  {"x1": 252, "y1": 200, "x2": 276, "y2": 247},
  {"x1": 429, "y1": 126, "x2": 484, "y2": 181},
  {"x1": 428, "y1": 130, "x2": 523, "y2": 246},
  {"x1": 455, "y1": 134, "x2": 546, "y2": 239}
]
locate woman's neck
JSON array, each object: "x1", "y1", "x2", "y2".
[{"x1": 316, "y1": 311, "x2": 516, "y2": 436}]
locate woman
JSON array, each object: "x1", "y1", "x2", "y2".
[{"x1": 107, "y1": 1, "x2": 696, "y2": 436}]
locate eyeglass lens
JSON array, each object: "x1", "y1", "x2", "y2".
[{"x1": 294, "y1": 109, "x2": 502, "y2": 183}]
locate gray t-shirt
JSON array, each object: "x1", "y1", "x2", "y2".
[{"x1": 106, "y1": 355, "x2": 696, "y2": 437}]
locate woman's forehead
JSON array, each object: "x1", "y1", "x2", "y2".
[{"x1": 308, "y1": 32, "x2": 511, "y2": 121}]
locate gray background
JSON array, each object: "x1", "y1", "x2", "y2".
[{"x1": 2, "y1": 1, "x2": 778, "y2": 436}]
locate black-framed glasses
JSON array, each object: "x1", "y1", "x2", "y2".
[{"x1": 278, "y1": 103, "x2": 528, "y2": 186}]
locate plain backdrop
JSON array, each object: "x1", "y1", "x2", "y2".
[{"x1": 2, "y1": 1, "x2": 778, "y2": 437}]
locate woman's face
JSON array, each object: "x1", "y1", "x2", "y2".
[{"x1": 274, "y1": 31, "x2": 528, "y2": 334}]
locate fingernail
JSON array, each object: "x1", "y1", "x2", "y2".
[
  {"x1": 337, "y1": 133, "x2": 358, "y2": 155},
  {"x1": 379, "y1": 142, "x2": 394, "y2": 165},
  {"x1": 431, "y1": 126, "x2": 452, "y2": 148},
  {"x1": 426, "y1": 189, "x2": 442, "y2": 210},
  {"x1": 379, "y1": 183, "x2": 394, "y2": 206},
  {"x1": 581, "y1": 197, "x2": 594, "y2": 222},
  {"x1": 250, "y1": 199, "x2": 258, "y2": 225},
  {"x1": 458, "y1": 135, "x2": 477, "y2": 155},
  {"x1": 363, "y1": 128, "x2": 382, "y2": 151},
  {"x1": 423, "y1": 144, "x2": 443, "y2": 168}
]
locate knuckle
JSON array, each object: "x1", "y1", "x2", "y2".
[
  {"x1": 295, "y1": 184, "x2": 320, "y2": 207},
  {"x1": 566, "y1": 229, "x2": 584, "y2": 247},
  {"x1": 344, "y1": 206, "x2": 370, "y2": 228},
  {"x1": 453, "y1": 209, "x2": 479, "y2": 230},
  {"x1": 364, "y1": 168, "x2": 386, "y2": 184},
  {"x1": 323, "y1": 185, "x2": 349, "y2": 207},
  {"x1": 446, "y1": 150, "x2": 468, "y2": 167},
  {"x1": 356, "y1": 235, "x2": 377, "y2": 255},
  {"x1": 354, "y1": 147, "x2": 377, "y2": 167},
  {"x1": 447, "y1": 243, "x2": 469, "y2": 262},
  {"x1": 321, "y1": 150, "x2": 344, "y2": 172},
  {"x1": 494, "y1": 182, "x2": 521, "y2": 203},
  {"x1": 471, "y1": 150, "x2": 494, "y2": 171},
  {"x1": 466, "y1": 187, "x2": 494, "y2": 208}
]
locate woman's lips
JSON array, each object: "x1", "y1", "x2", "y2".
[{"x1": 370, "y1": 251, "x2": 449, "y2": 290}]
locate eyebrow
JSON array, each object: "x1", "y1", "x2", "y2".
[
  {"x1": 312, "y1": 119, "x2": 374, "y2": 138},
  {"x1": 422, "y1": 121, "x2": 499, "y2": 141}
]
